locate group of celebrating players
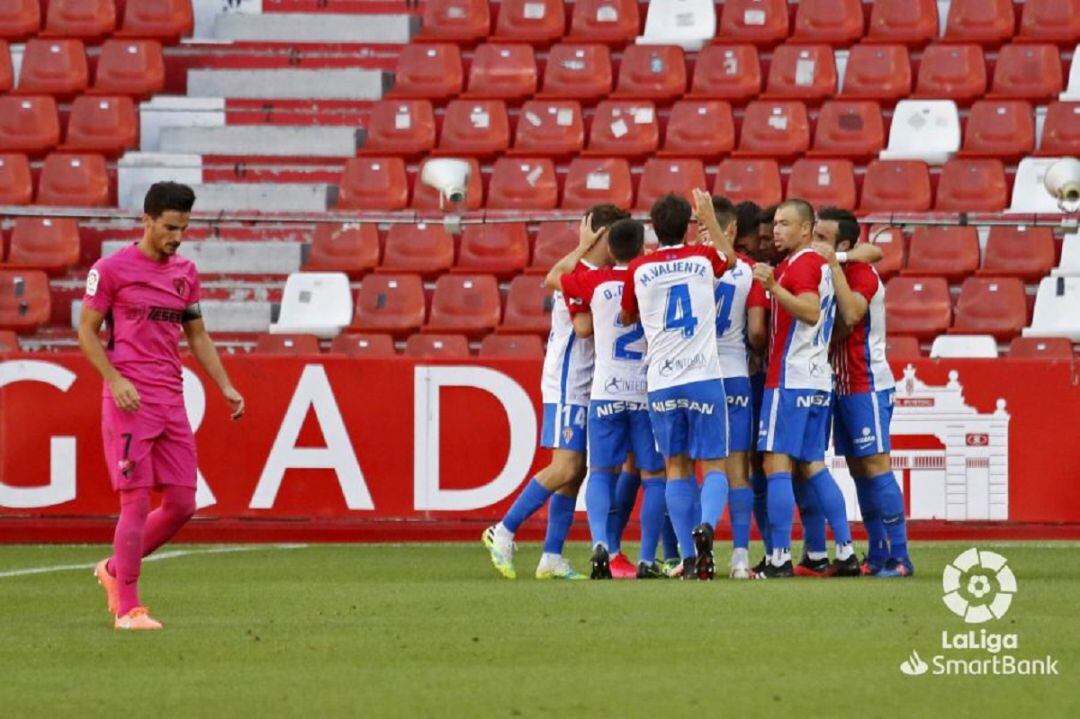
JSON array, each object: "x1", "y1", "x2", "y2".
[{"x1": 483, "y1": 190, "x2": 914, "y2": 581}]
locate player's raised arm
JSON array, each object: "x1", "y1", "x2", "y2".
[
  {"x1": 813, "y1": 241, "x2": 868, "y2": 328},
  {"x1": 841, "y1": 242, "x2": 884, "y2": 265},
  {"x1": 544, "y1": 214, "x2": 608, "y2": 291},
  {"x1": 692, "y1": 188, "x2": 735, "y2": 268},
  {"x1": 183, "y1": 316, "x2": 244, "y2": 421},
  {"x1": 752, "y1": 263, "x2": 820, "y2": 325}
]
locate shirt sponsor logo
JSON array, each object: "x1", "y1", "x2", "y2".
[
  {"x1": 596, "y1": 400, "x2": 648, "y2": 416},
  {"x1": 650, "y1": 398, "x2": 716, "y2": 415},
  {"x1": 173, "y1": 278, "x2": 187, "y2": 297},
  {"x1": 795, "y1": 394, "x2": 832, "y2": 408},
  {"x1": 85, "y1": 269, "x2": 100, "y2": 296},
  {"x1": 727, "y1": 395, "x2": 750, "y2": 408},
  {"x1": 658, "y1": 353, "x2": 708, "y2": 378},
  {"x1": 147, "y1": 306, "x2": 184, "y2": 323},
  {"x1": 604, "y1": 376, "x2": 648, "y2": 395}
]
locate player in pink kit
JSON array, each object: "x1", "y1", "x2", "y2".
[{"x1": 78, "y1": 182, "x2": 245, "y2": 630}]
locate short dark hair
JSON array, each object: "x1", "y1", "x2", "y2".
[
  {"x1": 735, "y1": 201, "x2": 761, "y2": 239},
  {"x1": 817, "y1": 206, "x2": 861, "y2": 247},
  {"x1": 710, "y1": 195, "x2": 738, "y2": 231},
  {"x1": 649, "y1": 193, "x2": 692, "y2": 246},
  {"x1": 586, "y1": 203, "x2": 631, "y2": 231},
  {"x1": 758, "y1": 204, "x2": 777, "y2": 224},
  {"x1": 607, "y1": 219, "x2": 645, "y2": 263},
  {"x1": 777, "y1": 198, "x2": 815, "y2": 226},
  {"x1": 144, "y1": 182, "x2": 196, "y2": 217}
]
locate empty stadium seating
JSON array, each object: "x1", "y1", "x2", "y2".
[
  {"x1": 63, "y1": 96, "x2": 138, "y2": 156},
  {"x1": 990, "y1": 44, "x2": 1064, "y2": 102},
  {"x1": 254, "y1": 333, "x2": 321, "y2": 355},
  {"x1": 567, "y1": 0, "x2": 639, "y2": 46},
  {"x1": 5, "y1": 217, "x2": 81, "y2": 274},
  {"x1": 487, "y1": 158, "x2": 558, "y2": 210},
  {"x1": 511, "y1": 100, "x2": 584, "y2": 157},
  {"x1": 0, "y1": 0, "x2": 41, "y2": 42},
  {"x1": 1007, "y1": 336, "x2": 1074, "y2": 360},
  {"x1": 492, "y1": 0, "x2": 565, "y2": 45},
  {"x1": 0, "y1": 329, "x2": 19, "y2": 354},
  {"x1": 636, "y1": 158, "x2": 707, "y2": 209},
  {"x1": 809, "y1": 101, "x2": 885, "y2": 160},
  {"x1": 425, "y1": 274, "x2": 501, "y2": 337},
  {"x1": 951, "y1": 277, "x2": 1029, "y2": 341},
  {"x1": 978, "y1": 226, "x2": 1057, "y2": 281},
  {"x1": 885, "y1": 276, "x2": 952, "y2": 340},
  {"x1": 562, "y1": 157, "x2": 633, "y2": 209},
  {"x1": 0, "y1": 270, "x2": 51, "y2": 333},
  {"x1": 437, "y1": 100, "x2": 510, "y2": 158},
  {"x1": 786, "y1": 159, "x2": 857, "y2": 210},
  {"x1": 612, "y1": 45, "x2": 686, "y2": 102},
  {"x1": 380, "y1": 223, "x2": 455, "y2": 279},
  {"x1": 885, "y1": 334, "x2": 922, "y2": 361},
  {"x1": 735, "y1": 101, "x2": 810, "y2": 159},
  {"x1": 713, "y1": 159, "x2": 783, "y2": 207},
  {"x1": 362, "y1": 100, "x2": 436, "y2": 159},
  {"x1": 718, "y1": 0, "x2": 789, "y2": 47},
  {"x1": 455, "y1": 222, "x2": 530, "y2": 278},
  {"x1": 417, "y1": 0, "x2": 489, "y2": 44},
  {"x1": 530, "y1": 222, "x2": 577, "y2": 272},
  {"x1": 1019, "y1": 0, "x2": 1080, "y2": 45},
  {"x1": 118, "y1": 0, "x2": 193, "y2": 42},
  {"x1": 45, "y1": 0, "x2": 116, "y2": 40},
  {"x1": 904, "y1": 227, "x2": 981, "y2": 281},
  {"x1": 943, "y1": 0, "x2": 1016, "y2": 47},
  {"x1": 914, "y1": 45, "x2": 987, "y2": 104},
  {"x1": 880, "y1": 100, "x2": 960, "y2": 164},
  {"x1": 688, "y1": 44, "x2": 762, "y2": 102},
  {"x1": 270, "y1": 273, "x2": 353, "y2": 338},
  {"x1": 501, "y1": 275, "x2": 555, "y2": 335},
  {"x1": 92, "y1": 40, "x2": 165, "y2": 98},
  {"x1": 1025, "y1": 276, "x2": 1080, "y2": 340},
  {"x1": 330, "y1": 333, "x2": 396, "y2": 357},
  {"x1": 860, "y1": 161, "x2": 932, "y2": 211},
  {"x1": 36, "y1": 153, "x2": 109, "y2": 206},
  {"x1": 930, "y1": 335, "x2": 999, "y2": 358},
  {"x1": 587, "y1": 101, "x2": 659, "y2": 157},
  {"x1": 389, "y1": 44, "x2": 463, "y2": 101},
  {"x1": 659, "y1": 101, "x2": 735, "y2": 159},
  {"x1": 793, "y1": 0, "x2": 864, "y2": 47},
  {"x1": 303, "y1": 223, "x2": 380, "y2": 279},
  {"x1": 838, "y1": 44, "x2": 912, "y2": 102},
  {"x1": 866, "y1": 225, "x2": 906, "y2": 280},
  {"x1": 539, "y1": 44, "x2": 613, "y2": 101},
  {"x1": 935, "y1": 159, "x2": 1009, "y2": 212},
  {"x1": 404, "y1": 333, "x2": 470, "y2": 358},
  {"x1": 464, "y1": 43, "x2": 537, "y2": 101},
  {"x1": 0, "y1": 154, "x2": 32, "y2": 205},
  {"x1": 961, "y1": 101, "x2": 1035, "y2": 161},
  {"x1": 17, "y1": 38, "x2": 88, "y2": 97},
  {"x1": 337, "y1": 157, "x2": 409, "y2": 211},
  {"x1": 479, "y1": 333, "x2": 544, "y2": 358},
  {"x1": 351, "y1": 274, "x2": 426, "y2": 338},
  {"x1": 764, "y1": 44, "x2": 837, "y2": 102},
  {"x1": 1039, "y1": 102, "x2": 1080, "y2": 156},
  {"x1": 866, "y1": 0, "x2": 939, "y2": 47}
]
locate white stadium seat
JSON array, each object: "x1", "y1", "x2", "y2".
[
  {"x1": 637, "y1": 0, "x2": 716, "y2": 51},
  {"x1": 1008, "y1": 156, "x2": 1070, "y2": 213},
  {"x1": 930, "y1": 335, "x2": 998, "y2": 358},
  {"x1": 1061, "y1": 43, "x2": 1080, "y2": 101},
  {"x1": 1023, "y1": 276, "x2": 1080, "y2": 341},
  {"x1": 879, "y1": 100, "x2": 960, "y2": 164},
  {"x1": 1052, "y1": 234, "x2": 1080, "y2": 277},
  {"x1": 270, "y1": 272, "x2": 354, "y2": 338}
]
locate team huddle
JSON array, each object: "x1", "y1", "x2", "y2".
[{"x1": 483, "y1": 191, "x2": 914, "y2": 581}]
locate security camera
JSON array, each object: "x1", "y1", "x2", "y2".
[
  {"x1": 1044, "y1": 157, "x2": 1080, "y2": 212},
  {"x1": 421, "y1": 158, "x2": 471, "y2": 210}
]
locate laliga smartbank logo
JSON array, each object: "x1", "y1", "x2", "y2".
[{"x1": 899, "y1": 548, "x2": 1059, "y2": 677}]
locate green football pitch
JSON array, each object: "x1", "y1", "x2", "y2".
[{"x1": 0, "y1": 541, "x2": 1076, "y2": 718}]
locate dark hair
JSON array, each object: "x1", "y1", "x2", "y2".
[
  {"x1": 710, "y1": 195, "x2": 738, "y2": 232},
  {"x1": 777, "y1": 198, "x2": 815, "y2": 225},
  {"x1": 649, "y1": 193, "x2": 692, "y2": 246},
  {"x1": 734, "y1": 200, "x2": 761, "y2": 239},
  {"x1": 586, "y1": 203, "x2": 631, "y2": 231},
  {"x1": 144, "y1": 182, "x2": 196, "y2": 217},
  {"x1": 607, "y1": 219, "x2": 645, "y2": 263},
  {"x1": 817, "y1": 206, "x2": 861, "y2": 247},
  {"x1": 758, "y1": 204, "x2": 777, "y2": 224}
]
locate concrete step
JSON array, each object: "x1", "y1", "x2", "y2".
[
  {"x1": 101, "y1": 240, "x2": 305, "y2": 275},
  {"x1": 187, "y1": 68, "x2": 387, "y2": 100},
  {"x1": 212, "y1": 12, "x2": 417, "y2": 44},
  {"x1": 159, "y1": 125, "x2": 361, "y2": 157}
]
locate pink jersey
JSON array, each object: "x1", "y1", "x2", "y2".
[
  {"x1": 831, "y1": 262, "x2": 895, "y2": 395},
  {"x1": 764, "y1": 248, "x2": 835, "y2": 392},
  {"x1": 83, "y1": 244, "x2": 201, "y2": 407}
]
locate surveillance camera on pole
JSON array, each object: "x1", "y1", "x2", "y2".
[
  {"x1": 420, "y1": 159, "x2": 471, "y2": 234},
  {"x1": 1044, "y1": 157, "x2": 1080, "y2": 213}
]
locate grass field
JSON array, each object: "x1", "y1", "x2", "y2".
[{"x1": 0, "y1": 541, "x2": 1076, "y2": 718}]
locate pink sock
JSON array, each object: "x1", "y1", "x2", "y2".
[
  {"x1": 142, "y1": 485, "x2": 197, "y2": 557},
  {"x1": 113, "y1": 488, "x2": 151, "y2": 616}
]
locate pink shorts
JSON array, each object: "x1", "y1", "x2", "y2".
[{"x1": 102, "y1": 400, "x2": 197, "y2": 491}]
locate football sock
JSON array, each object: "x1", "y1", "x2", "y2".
[
  {"x1": 729, "y1": 487, "x2": 753, "y2": 550},
  {"x1": 140, "y1": 484, "x2": 197, "y2": 557},
  {"x1": 872, "y1": 471, "x2": 910, "y2": 562},
  {"x1": 661, "y1": 512, "x2": 680, "y2": 561},
  {"x1": 766, "y1": 472, "x2": 795, "y2": 558},
  {"x1": 608, "y1": 470, "x2": 640, "y2": 555},
  {"x1": 751, "y1": 471, "x2": 772, "y2": 554},
  {"x1": 501, "y1": 478, "x2": 554, "y2": 534},
  {"x1": 691, "y1": 479, "x2": 702, "y2": 531},
  {"x1": 665, "y1": 478, "x2": 698, "y2": 560},
  {"x1": 113, "y1": 487, "x2": 151, "y2": 616},
  {"x1": 793, "y1": 479, "x2": 827, "y2": 555},
  {"x1": 806, "y1": 468, "x2": 852, "y2": 545},
  {"x1": 543, "y1": 492, "x2": 577, "y2": 555},
  {"x1": 700, "y1": 471, "x2": 730, "y2": 527},
  {"x1": 639, "y1": 479, "x2": 666, "y2": 565},
  {"x1": 854, "y1": 475, "x2": 889, "y2": 565},
  {"x1": 585, "y1": 470, "x2": 617, "y2": 550}
]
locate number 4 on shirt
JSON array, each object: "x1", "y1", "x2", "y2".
[{"x1": 664, "y1": 284, "x2": 698, "y2": 338}]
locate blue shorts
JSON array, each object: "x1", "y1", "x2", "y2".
[
  {"x1": 749, "y1": 372, "x2": 766, "y2": 438},
  {"x1": 833, "y1": 389, "x2": 894, "y2": 458},
  {"x1": 541, "y1": 403, "x2": 587, "y2": 453},
  {"x1": 647, "y1": 379, "x2": 728, "y2": 461},
  {"x1": 587, "y1": 400, "x2": 665, "y2": 472},
  {"x1": 756, "y1": 388, "x2": 832, "y2": 463},
  {"x1": 724, "y1": 376, "x2": 754, "y2": 454}
]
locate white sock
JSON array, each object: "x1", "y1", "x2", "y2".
[
  {"x1": 494, "y1": 523, "x2": 513, "y2": 543},
  {"x1": 731, "y1": 547, "x2": 749, "y2": 565},
  {"x1": 539, "y1": 552, "x2": 561, "y2": 565},
  {"x1": 808, "y1": 550, "x2": 829, "y2": 561},
  {"x1": 770, "y1": 548, "x2": 791, "y2": 566},
  {"x1": 836, "y1": 542, "x2": 854, "y2": 561}
]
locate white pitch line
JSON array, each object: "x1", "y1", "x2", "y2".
[{"x1": 0, "y1": 543, "x2": 307, "y2": 579}]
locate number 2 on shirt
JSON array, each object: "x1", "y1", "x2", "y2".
[
  {"x1": 664, "y1": 284, "x2": 698, "y2": 338},
  {"x1": 613, "y1": 318, "x2": 644, "y2": 361}
]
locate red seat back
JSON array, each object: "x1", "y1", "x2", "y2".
[
  {"x1": 764, "y1": 44, "x2": 837, "y2": 101},
  {"x1": 405, "y1": 334, "x2": 471, "y2": 358},
  {"x1": 811, "y1": 100, "x2": 885, "y2": 160},
  {"x1": 417, "y1": 0, "x2": 490, "y2": 43},
  {"x1": 64, "y1": 96, "x2": 138, "y2": 157},
  {"x1": 860, "y1": 160, "x2": 932, "y2": 212},
  {"x1": 493, "y1": 0, "x2": 565, "y2": 45},
  {"x1": 336, "y1": 157, "x2": 409, "y2": 211},
  {"x1": 839, "y1": 44, "x2": 912, "y2": 102},
  {"x1": 254, "y1": 334, "x2": 321, "y2": 355},
  {"x1": 45, "y1": 0, "x2": 116, "y2": 40},
  {"x1": 36, "y1": 153, "x2": 109, "y2": 207},
  {"x1": 487, "y1": 158, "x2": 558, "y2": 210},
  {"x1": 427, "y1": 274, "x2": 502, "y2": 337},
  {"x1": 978, "y1": 226, "x2": 1056, "y2": 282},
  {"x1": 539, "y1": 44, "x2": 613, "y2": 101},
  {"x1": 362, "y1": 100, "x2": 436, "y2": 159},
  {"x1": 884, "y1": 276, "x2": 952, "y2": 340},
  {"x1": 961, "y1": 100, "x2": 1035, "y2": 161},
  {"x1": 330, "y1": 333, "x2": 396, "y2": 357},
  {"x1": 718, "y1": 0, "x2": 790, "y2": 47},
  {"x1": 786, "y1": 159, "x2": 857, "y2": 210},
  {"x1": 8, "y1": 217, "x2": 80, "y2": 274},
  {"x1": 512, "y1": 100, "x2": 585, "y2": 157},
  {"x1": 613, "y1": 45, "x2": 686, "y2": 102},
  {"x1": 904, "y1": 227, "x2": 981, "y2": 281},
  {"x1": 464, "y1": 43, "x2": 537, "y2": 100},
  {"x1": 991, "y1": 44, "x2": 1063, "y2": 102},
  {"x1": 935, "y1": 159, "x2": 1008, "y2": 212},
  {"x1": 587, "y1": 100, "x2": 659, "y2": 157},
  {"x1": 713, "y1": 159, "x2": 783, "y2": 207},
  {"x1": 688, "y1": 44, "x2": 761, "y2": 102},
  {"x1": 635, "y1": 159, "x2": 707, "y2": 210},
  {"x1": 0, "y1": 0, "x2": 41, "y2": 41},
  {"x1": 568, "y1": 0, "x2": 639, "y2": 45},
  {"x1": 304, "y1": 223, "x2": 380, "y2": 279},
  {"x1": 562, "y1": 158, "x2": 633, "y2": 210},
  {"x1": 351, "y1": 274, "x2": 426, "y2": 338},
  {"x1": 736, "y1": 101, "x2": 810, "y2": 159},
  {"x1": 93, "y1": 40, "x2": 165, "y2": 99},
  {"x1": 1019, "y1": 0, "x2": 1080, "y2": 45},
  {"x1": 943, "y1": 0, "x2": 1015, "y2": 46},
  {"x1": 867, "y1": 0, "x2": 939, "y2": 46},
  {"x1": 480, "y1": 333, "x2": 545, "y2": 358},
  {"x1": 456, "y1": 222, "x2": 530, "y2": 278},
  {"x1": 0, "y1": 270, "x2": 51, "y2": 333},
  {"x1": 1039, "y1": 102, "x2": 1080, "y2": 156},
  {"x1": 952, "y1": 277, "x2": 1028, "y2": 340},
  {"x1": 866, "y1": 225, "x2": 907, "y2": 280},
  {"x1": 661, "y1": 100, "x2": 735, "y2": 160},
  {"x1": 1007, "y1": 336, "x2": 1074, "y2": 360},
  {"x1": 501, "y1": 275, "x2": 555, "y2": 335},
  {"x1": 915, "y1": 44, "x2": 987, "y2": 103},
  {"x1": 530, "y1": 222, "x2": 577, "y2": 271},
  {"x1": 0, "y1": 154, "x2": 32, "y2": 205},
  {"x1": 389, "y1": 44, "x2": 463, "y2": 101},
  {"x1": 119, "y1": 0, "x2": 194, "y2": 41},
  {"x1": 17, "y1": 38, "x2": 88, "y2": 97},
  {"x1": 380, "y1": 222, "x2": 454, "y2": 279},
  {"x1": 438, "y1": 100, "x2": 510, "y2": 158},
  {"x1": 793, "y1": 0, "x2": 864, "y2": 46}
]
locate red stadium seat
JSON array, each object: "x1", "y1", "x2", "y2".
[
  {"x1": 990, "y1": 44, "x2": 1063, "y2": 102},
  {"x1": 336, "y1": 157, "x2": 408, "y2": 211},
  {"x1": 586, "y1": 100, "x2": 660, "y2": 158},
  {"x1": 860, "y1": 160, "x2": 932, "y2": 212},
  {"x1": 1019, "y1": 0, "x2": 1080, "y2": 45},
  {"x1": 464, "y1": 43, "x2": 537, "y2": 101},
  {"x1": 866, "y1": 225, "x2": 907, "y2": 280},
  {"x1": 511, "y1": 100, "x2": 585, "y2": 157},
  {"x1": 867, "y1": 0, "x2": 939, "y2": 47},
  {"x1": 935, "y1": 159, "x2": 1008, "y2": 212},
  {"x1": 0, "y1": 96, "x2": 60, "y2": 156},
  {"x1": 0, "y1": 0, "x2": 40, "y2": 41},
  {"x1": 361, "y1": 100, "x2": 436, "y2": 159},
  {"x1": 884, "y1": 276, "x2": 951, "y2": 340},
  {"x1": 493, "y1": 0, "x2": 565, "y2": 45},
  {"x1": 0, "y1": 330, "x2": 19, "y2": 354},
  {"x1": 764, "y1": 44, "x2": 837, "y2": 102},
  {"x1": 914, "y1": 44, "x2": 987, "y2": 104},
  {"x1": 659, "y1": 100, "x2": 735, "y2": 160},
  {"x1": 735, "y1": 101, "x2": 810, "y2": 159},
  {"x1": 500, "y1": 275, "x2": 554, "y2": 335},
  {"x1": 635, "y1": 158, "x2": 707, "y2": 210},
  {"x1": 62, "y1": 96, "x2": 137, "y2": 157},
  {"x1": 1007, "y1": 336, "x2": 1074, "y2": 360},
  {"x1": 1038, "y1": 102, "x2": 1080, "y2": 156},
  {"x1": 92, "y1": 40, "x2": 165, "y2": 99},
  {"x1": 613, "y1": 45, "x2": 686, "y2": 103},
  {"x1": 426, "y1": 274, "x2": 501, "y2": 338},
  {"x1": 978, "y1": 226, "x2": 1056, "y2": 282},
  {"x1": 16, "y1": 39, "x2": 88, "y2": 98},
  {"x1": 718, "y1": 0, "x2": 790, "y2": 47},
  {"x1": 118, "y1": 0, "x2": 194, "y2": 41},
  {"x1": 786, "y1": 159, "x2": 857, "y2": 210},
  {"x1": 45, "y1": 0, "x2": 116, "y2": 40},
  {"x1": 0, "y1": 41, "x2": 11, "y2": 93},
  {"x1": 380, "y1": 222, "x2": 454, "y2": 280},
  {"x1": 487, "y1": 158, "x2": 558, "y2": 210},
  {"x1": 417, "y1": 0, "x2": 490, "y2": 44},
  {"x1": 960, "y1": 101, "x2": 1035, "y2": 161},
  {"x1": 412, "y1": 157, "x2": 483, "y2": 210},
  {"x1": 792, "y1": 0, "x2": 864, "y2": 46},
  {"x1": 951, "y1": 278, "x2": 1028, "y2": 340},
  {"x1": 455, "y1": 222, "x2": 530, "y2": 278},
  {"x1": 404, "y1": 334, "x2": 471, "y2": 358},
  {"x1": 562, "y1": 158, "x2": 633, "y2": 210},
  {"x1": 539, "y1": 44, "x2": 613, "y2": 101},
  {"x1": 303, "y1": 223, "x2": 380, "y2": 279},
  {"x1": 809, "y1": 100, "x2": 885, "y2": 160},
  {"x1": 530, "y1": 222, "x2": 577, "y2": 272},
  {"x1": 437, "y1": 100, "x2": 510, "y2": 158},
  {"x1": 903, "y1": 227, "x2": 981, "y2": 281},
  {"x1": 254, "y1": 334, "x2": 321, "y2": 356},
  {"x1": 388, "y1": 44, "x2": 463, "y2": 102},
  {"x1": 0, "y1": 154, "x2": 32, "y2": 205},
  {"x1": 885, "y1": 334, "x2": 922, "y2": 361},
  {"x1": 351, "y1": 274, "x2": 426, "y2": 338},
  {"x1": 0, "y1": 270, "x2": 50, "y2": 333},
  {"x1": 943, "y1": 0, "x2": 1015, "y2": 47},
  {"x1": 713, "y1": 159, "x2": 783, "y2": 207},
  {"x1": 687, "y1": 44, "x2": 762, "y2": 103},
  {"x1": 329, "y1": 333, "x2": 396, "y2": 357},
  {"x1": 839, "y1": 44, "x2": 912, "y2": 103},
  {"x1": 36, "y1": 153, "x2": 109, "y2": 207},
  {"x1": 6, "y1": 217, "x2": 80, "y2": 274},
  {"x1": 480, "y1": 333, "x2": 545, "y2": 358},
  {"x1": 568, "y1": 0, "x2": 640, "y2": 46}
]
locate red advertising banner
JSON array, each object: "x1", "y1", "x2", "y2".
[{"x1": 1, "y1": 355, "x2": 1079, "y2": 540}]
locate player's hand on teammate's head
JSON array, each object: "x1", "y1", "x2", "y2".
[
  {"x1": 578, "y1": 213, "x2": 608, "y2": 249},
  {"x1": 811, "y1": 240, "x2": 837, "y2": 265},
  {"x1": 752, "y1": 262, "x2": 777, "y2": 291},
  {"x1": 692, "y1": 188, "x2": 715, "y2": 224},
  {"x1": 224, "y1": 386, "x2": 245, "y2": 421},
  {"x1": 694, "y1": 225, "x2": 711, "y2": 246},
  {"x1": 108, "y1": 377, "x2": 141, "y2": 412}
]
